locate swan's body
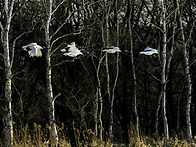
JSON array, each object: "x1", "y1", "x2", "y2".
[
  {"x1": 61, "y1": 42, "x2": 83, "y2": 57},
  {"x1": 102, "y1": 46, "x2": 121, "y2": 53},
  {"x1": 139, "y1": 47, "x2": 158, "y2": 55},
  {"x1": 22, "y1": 43, "x2": 43, "y2": 57}
]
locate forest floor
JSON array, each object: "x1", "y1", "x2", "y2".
[{"x1": 1, "y1": 124, "x2": 196, "y2": 146}]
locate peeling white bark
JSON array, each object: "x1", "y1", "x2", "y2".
[
  {"x1": 97, "y1": 60, "x2": 103, "y2": 141},
  {"x1": 45, "y1": 0, "x2": 58, "y2": 145},
  {"x1": 94, "y1": 89, "x2": 98, "y2": 137},
  {"x1": 176, "y1": 0, "x2": 192, "y2": 142},
  {"x1": 1, "y1": 0, "x2": 15, "y2": 146}
]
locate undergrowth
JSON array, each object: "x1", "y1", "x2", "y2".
[{"x1": 0, "y1": 124, "x2": 196, "y2": 146}]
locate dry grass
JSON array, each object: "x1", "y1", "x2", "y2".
[
  {"x1": 1, "y1": 124, "x2": 195, "y2": 146},
  {"x1": 128, "y1": 125, "x2": 196, "y2": 147}
]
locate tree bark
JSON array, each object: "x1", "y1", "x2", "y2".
[
  {"x1": 4, "y1": 40, "x2": 13, "y2": 147},
  {"x1": 161, "y1": 0, "x2": 169, "y2": 144},
  {"x1": 176, "y1": 0, "x2": 192, "y2": 142},
  {"x1": 97, "y1": 61, "x2": 103, "y2": 140},
  {"x1": 45, "y1": 0, "x2": 58, "y2": 145},
  {"x1": 109, "y1": 0, "x2": 120, "y2": 140},
  {"x1": 155, "y1": 92, "x2": 162, "y2": 136},
  {"x1": 128, "y1": 0, "x2": 139, "y2": 138},
  {"x1": 94, "y1": 88, "x2": 99, "y2": 137},
  {"x1": 1, "y1": 0, "x2": 15, "y2": 146},
  {"x1": 155, "y1": 3, "x2": 176, "y2": 139},
  {"x1": 93, "y1": 54, "x2": 105, "y2": 140}
]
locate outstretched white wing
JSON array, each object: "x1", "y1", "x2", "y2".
[
  {"x1": 102, "y1": 46, "x2": 121, "y2": 53},
  {"x1": 22, "y1": 43, "x2": 43, "y2": 57}
]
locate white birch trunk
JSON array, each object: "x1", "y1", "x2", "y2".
[
  {"x1": 104, "y1": 0, "x2": 111, "y2": 106},
  {"x1": 155, "y1": 8, "x2": 176, "y2": 138},
  {"x1": 109, "y1": 53, "x2": 120, "y2": 140},
  {"x1": 94, "y1": 88, "x2": 99, "y2": 137},
  {"x1": 94, "y1": 55, "x2": 104, "y2": 140},
  {"x1": 161, "y1": 0, "x2": 169, "y2": 143},
  {"x1": 4, "y1": 41, "x2": 13, "y2": 147},
  {"x1": 1, "y1": 0, "x2": 15, "y2": 146},
  {"x1": 109, "y1": 1, "x2": 119, "y2": 140},
  {"x1": 105, "y1": 5, "x2": 111, "y2": 105},
  {"x1": 97, "y1": 62, "x2": 103, "y2": 140},
  {"x1": 176, "y1": 0, "x2": 192, "y2": 142},
  {"x1": 128, "y1": 0, "x2": 139, "y2": 138},
  {"x1": 98, "y1": 88, "x2": 103, "y2": 141},
  {"x1": 45, "y1": 0, "x2": 58, "y2": 145}
]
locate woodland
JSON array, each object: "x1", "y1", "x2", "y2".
[{"x1": 0, "y1": 0, "x2": 196, "y2": 146}]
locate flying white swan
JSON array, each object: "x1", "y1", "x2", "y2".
[
  {"x1": 102, "y1": 46, "x2": 121, "y2": 53},
  {"x1": 139, "y1": 47, "x2": 158, "y2": 55},
  {"x1": 22, "y1": 43, "x2": 43, "y2": 57},
  {"x1": 61, "y1": 42, "x2": 83, "y2": 57}
]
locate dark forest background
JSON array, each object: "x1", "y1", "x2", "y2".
[{"x1": 0, "y1": 0, "x2": 196, "y2": 144}]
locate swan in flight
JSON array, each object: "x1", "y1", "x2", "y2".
[
  {"x1": 22, "y1": 43, "x2": 43, "y2": 57},
  {"x1": 102, "y1": 46, "x2": 121, "y2": 53},
  {"x1": 139, "y1": 47, "x2": 158, "y2": 55},
  {"x1": 61, "y1": 42, "x2": 83, "y2": 57}
]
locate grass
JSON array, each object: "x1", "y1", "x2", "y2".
[{"x1": 0, "y1": 124, "x2": 196, "y2": 146}]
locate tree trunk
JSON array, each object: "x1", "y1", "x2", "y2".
[
  {"x1": 161, "y1": 0, "x2": 169, "y2": 144},
  {"x1": 97, "y1": 68, "x2": 103, "y2": 141},
  {"x1": 1, "y1": 0, "x2": 15, "y2": 146},
  {"x1": 155, "y1": 5, "x2": 176, "y2": 138},
  {"x1": 128, "y1": 0, "x2": 139, "y2": 138},
  {"x1": 45, "y1": 0, "x2": 58, "y2": 145},
  {"x1": 155, "y1": 92, "x2": 162, "y2": 136},
  {"x1": 109, "y1": 0, "x2": 120, "y2": 140},
  {"x1": 94, "y1": 88, "x2": 99, "y2": 137},
  {"x1": 95, "y1": 56, "x2": 104, "y2": 140},
  {"x1": 46, "y1": 52, "x2": 58, "y2": 145},
  {"x1": 176, "y1": 0, "x2": 192, "y2": 142},
  {"x1": 103, "y1": 1, "x2": 110, "y2": 103},
  {"x1": 4, "y1": 41, "x2": 13, "y2": 147}
]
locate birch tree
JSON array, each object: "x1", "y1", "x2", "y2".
[
  {"x1": 93, "y1": 0, "x2": 110, "y2": 140},
  {"x1": 109, "y1": 0, "x2": 120, "y2": 140},
  {"x1": 155, "y1": 3, "x2": 176, "y2": 138},
  {"x1": 161, "y1": 0, "x2": 169, "y2": 143},
  {"x1": 44, "y1": 0, "x2": 79, "y2": 145},
  {"x1": 92, "y1": 56, "x2": 105, "y2": 140},
  {"x1": 94, "y1": 88, "x2": 99, "y2": 137},
  {"x1": 104, "y1": 1, "x2": 111, "y2": 105},
  {"x1": 176, "y1": 0, "x2": 193, "y2": 142},
  {"x1": 128, "y1": 0, "x2": 139, "y2": 138},
  {"x1": 100, "y1": 0, "x2": 113, "y2": 140},
  {"x1": 100, "y1": 0, "x2": 111, "y2": 105},
  {"x1": 44, "y1": 0, "x2": 82, "y2": 144},
  {"x1": 44, "y1": 0, "x2": 59, "y2": 145},
  {"x1": 0, "y1": 0, "x2": 15, "y2": 146}
]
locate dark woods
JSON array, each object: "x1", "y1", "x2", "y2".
[{"x1": 0, "y1": 0, "x2": 196, "y2": 145}]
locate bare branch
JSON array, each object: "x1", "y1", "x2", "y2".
[
  {"x1": 50, "y1": 0, "x2": 100, "y2": 41},
  {"x1": 49, "y1": 9, "x2": 77, "y2": 40},
  {"x1": 52, "y1": 59, "x2": 75, "y2": 67},
  {"x1": 4, "y1": 0, "x2": 9, "y2": 17},
  {"x1": 11, "y1": 0, "x2": 28, "y2": 18},
  {"x1": 53, "y1": 93, "x2": 61, "y2": 102},
  {"x1": 50, "y1": 29, "x2": 82, "y2": 56},
  {"x1": 51, "y1": 0, "x2": 66, "y2": 15},
  {"x1": 185, "y1": 20, "x2": 195, "y2": 47},
  {"x1": 9, "y1": 0, "x2": 15, "y2": 18},
  {"x1": 10, "y1": 26, "x2": 35, "y2": 68},
  {"x1": 189, "y1": 59, "x2": 196, "y2": 68}
]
